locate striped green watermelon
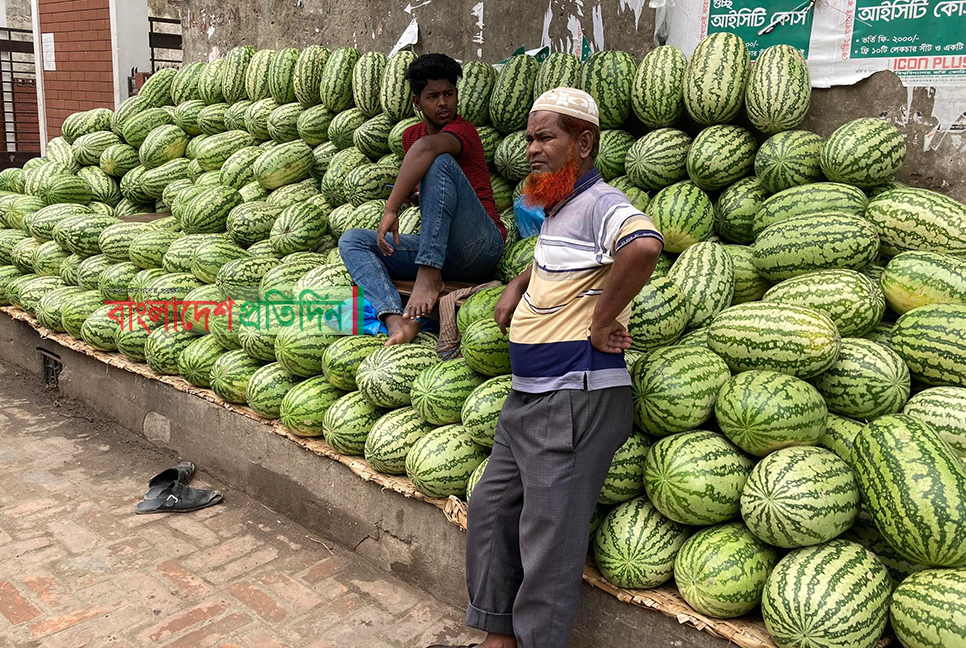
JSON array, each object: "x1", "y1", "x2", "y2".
[
  {"x1": 752, "y1": 212, "x2": 880, "y2": 282},
  {"x1": 274, "y1": 322, "x2": 342, "y2": 378},
  {"x1": 631, "y1": 46, "x2": 686, "y2": 128},
  {"x1": 592, "y1": 496, "x2": 691, "y2": 589},
  {"x1": 812, "y1": 337, "x2": 910, "y2": 420},
  {"x1": 353, "y1": 114, "x2": 393, "y2": 160},
  {"x1": 269, "y1": 201, "x2": 327, "y2": 255},
  {"x1": 342, "y1": 164, "x2": 395, "y2": 207},
  {"x1": 379, "y1": 51, "x2": 417, "y2": 123},
  {"x1": 297, "y1": 105, "x2": 336, "y2": 147},
  {"x1": 853, "y1": 414, "x2": 966, "y2": 567},
  {"x1": 761, "y1": 540, "x2": 891, "y2": 648},
  {"x1": 754, "y1": 130, "x2": 824, "y2": 194},
  {"x1": 327, "y1": 107, "x2": 366, "y2": 151},
  {"x1": 841, "y1": 507, "x2": 928, "y2": 587},
  {"x1": 97, "y1": 262, "x2": 137, "y2": 301},
  {"x1": 10, "y1": 238, "x2": 38, "y2": 274},
  {"x1": 494, "y1": 131, "x2": 528, "y2": 182},
  {"x1": 138, "y1": 68, "x2": 177, "y2": 107},
  {"x1": 36, "y1": 285, "x2": 84, "y2": 332},
  {"x1": 410, "y1": 359, "x2": 485, "y2": 426},
  {"x1": 267, "y1": 102, "x2": 303, "y2": 143},
  {"x1": 489, "y1": 54, "x2": 539, "y2": 134},
  {"x1": 890, "y1": 568, "x2": 966, "y2": 648},
  {"x1": 460, "y1": 318, "x2": 510, "y2": 377},
  {"x1": 72, "y1": 131, "x2": 121, "y2": 167},
  {"x1": 266, "y1": 179, "x2": 321, "y2": 209},
  {"x1": 237, "y1": 310, "x2": 283, "y2": 362},
  {"x1": 667, "y1": 242, "x2": 734, "y2": 328},
  {"x1": 684, "y1": 32, "x2": 750, "y2": 126},
  {"x1": 197, "y1": 58, "x2": 226, "y2": 105},
  {"x1": 244, "y1": 97, "x2": 279, "y2": 140},
  {"x1": 321, "y1": 390, "x2": 388, "y2": 455},
  {"x1": 674, "y1": 522, "x2": 778, "y2": 619},
  {"x1": 819, "y1": 414, "x2": 864, "y2": 466},
  {"x1": 745, "y1": 45, "x2": 811, "y2": 135},
  {"x1": 37, "y1": 174, "x2": 93, "y2": 207},
  {"x1": 903, "y1": 386, "x2": 966, "y2": 459},
  {"x1": 78, "y1": 167, "x2": 122, "y2": 206},
  {"x1": 762, "y1": 269, "x2": 884, "y2": 336},
  {"x1": 174, "y1": 100, "x2": 204, "y2": 136},
  {"x1": 62, "y1": 290, "x2": 106, "y2": 338},
  {"x1": 58, "y1": 254, "x2": 81, "y2": 287},
  {"x1": 632, "y1": 347, "x2": 730, "y2": 437},
  {"x1": 239, "y1": 181, "x2": 270, "y2": 202},
  {"x1": 254, "y1": 140, "x2": 313, "y2": 190},
  {"x1": 458, "y1": 61, "x2": 498, "y2": 126},
  {"x1": 595, "y1": 130, "x2": 635, "y2": 182},
  {"x1": 626, "y1": 276, "x2": 690, "y2": 353},
  {"x1": 722, "y1": 244, "x2": 771, "y2": 304},
  {"x1": 178, "y1": 335, "x2": 228, "y2": 387},
  {"x1": 209, "y1": 349, "x2": 265, "y2": 403},
  {"x1": 387, "y1": 116, "x2": 421, "y2": 157},
  {"x1": 321, "y1": 47, "x2": 360, "y2": 113},
  {"x1": 128, "y1": 268, "x2": 167, "y2": 304},
  {"x1": 456, "y1": 285, "x2": 505, "y2": 334},
  {"x1": 197, "y1": 103, "x2": 229, "y2": 135},
  {"x1": 226, "y1": 201, "x2": 281, "y2": 248},
  {"x1": 100, "y1": 143, "x2": 140, "y2": 179},
  {"x1": 180, "y1": 186, "x2": 243, "y2": 235},
  {"x1": 579, "y1": 50, "x2": 635, "y2": 130},
  {"x1": 753, "y1": 182, "x2": 868, "y2": 237},
  {"x1": 648, "y1": 181, "x2": 714, "y2": 253},
  {"x1": 219, "y1": 146, "x2": 264, "y2": 190},
  {"x1": 18, "y1": 276, "x2": 66, "y2": 315},
  {"x1": 79, "y1": 304, "x2": 120, "y2": 350},
  {"x1": 111, "y1": 97, "x2": 148, "y2": 137},
  {"x1": 224, "y1": 100, "x2": 252, "y2": 131},
  {"x1": 406, "y1": 424, "x2": 488, "y2": 499},
  {"x1": 62, "y1": 108, "x2": 113, "y2": 143},
  {"x1": 293, "y1": 45, "x2": 329, "y2": 107},
  {"x1": 74, "y1": 254, "x2": 111, "y2": 290},
  {"x1": 194, "y1": 130, "x2": 257, "y2": 172},
  {"x1": 32, "y1": 241, "x2": 70, "y2": 277},
  {"x1": 55, "y1": 215, "x2": 123, "y2": 258},
  {"x1": 216, "y1": 256, "x2": 281, "y2": 302},
  {"x1": 821, "y1": 118, "x2": 906, "y2": 188},
  {"x1": 221, "y1": 45, "x2": 255, "y2": 104},
  {"x1": 356, "y1": 344, "x2": 440, "y2": 408},
  {"x1": 533, "y1": 51, "x2": 580, "y2": 98},
  {"x1": 257, "y1": 258, "x2": 316, "y2": 300},
  {"x1": 644, "y1": 430, "x2": 752, "y2": 526},
  {"x1": 191, "y1": 238, "x2": 250, "y2": 285},
  {"x1": 5, "y1": 272, "x2": 38, "y2": 309},
  {"x1": 465, "y1": 457, "x2": 488, "y2": 502},
  {"x1": 121, "y1": 107, "x2": 174, "y2": 148},
  {"x1": 624, "y1": 129, "x2": 691, "y2": 191},
  {"x1": 599, "y1": 430, "x2": 651, "y2": 505},
  {"x1": 891, "y1": 304, "x2": 966, "y2": 387},
  {"x1": 129, "y1": 229, "x2": 180, "y2": 270},
  {"x1": 243, "y1": 362, "x2": 304, "y2": 419},
  {"x1": 246, "y1": 49, "x2": 275, "y2": 101},
  {"x1": 364, "y1": 406, "x2": 435, "y2": 475},
  {"x1": 882, "y1": 251, "x2": 966, "y2": 314},
  {"x1": 686, "y1": 125, "x2": 757, "y2": 192},
  {"x1": 715, "y1": 370, "x2": 828, "y2": 456},
  {"x1": 741, "y1": 446, "x2": 860, "y2": 548},
  {"x1": 865, "y1": 187, "x2": 966, "y2": 257},
  {"x1": 171, "y1": 62, "x2": 206, "y2": 104},
  {"x1": 351, "y1": 51, "x2": 387, "y2": 118},
  {"x1": 460, "y1": 374, "x2": 511, "y2": 448}
]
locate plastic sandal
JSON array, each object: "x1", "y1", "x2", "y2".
[
  {"x1": 144, "y1": 461, "x2": 196, "y2": 500},
  {"x1": 136, "y1": 480, "x2": 223, "y2": 514}
]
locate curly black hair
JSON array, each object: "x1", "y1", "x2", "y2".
[{"x1": 406, "y1": 53, "x2": 463, "y2": 98}]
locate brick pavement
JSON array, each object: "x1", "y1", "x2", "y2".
[{"x1": 0, "y1": 362, "x2": 484, "y2": 648}]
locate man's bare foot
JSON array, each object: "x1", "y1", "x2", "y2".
[
  {"x1": 479, "y1": 632, "x2": 517, "y2": 648},
  {"x1": 384, "y1": 314, "x2": 420, "y2": 346},
  {"x1": 404, "y1": 266, "x2": 445, "y2": 320}
]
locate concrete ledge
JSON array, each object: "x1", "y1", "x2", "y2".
[{"x1": 0, "y1": 312, "x2": 739, "y2": 648}]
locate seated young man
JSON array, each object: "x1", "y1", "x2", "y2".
[{"x1": 339, "y1": 53, "x2": 507, "y2": 345}]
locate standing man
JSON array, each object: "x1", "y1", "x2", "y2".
[
  {"x1": 339, "y1": 53, "x2": 507, "y2": 345},
  {"x1": 431, "y1": 89, "x2": 664, "y2": 648}
]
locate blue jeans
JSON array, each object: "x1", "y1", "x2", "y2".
[{"x1": 339, "y1": 154, "x2": 505, "y2": 319}]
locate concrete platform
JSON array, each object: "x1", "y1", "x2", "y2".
[{"x1": 0, "y1": 311, "x2": 745, "y2": 648}]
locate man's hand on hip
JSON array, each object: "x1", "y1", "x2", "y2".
[
  {"x1": 494, "y1": 283, "x2": 525, "y2": 335},
  {"x1": 590, "y1": 319, "x2": 632, "y2": 354},
  {"x1": 377, "y1": 211, "x2": 400, "y2": 256}
]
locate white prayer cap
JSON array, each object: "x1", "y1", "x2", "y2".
[{"x1": 529, "y1": 87, "x2": 600, "y2": 128}]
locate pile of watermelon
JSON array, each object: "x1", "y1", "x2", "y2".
[{"x1": 0, "y1": 31, "x2": 964, "y2": 648}]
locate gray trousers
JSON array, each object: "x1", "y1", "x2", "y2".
[{"x1": 465, "y1": 387, "x2": 634, "y2": 648}]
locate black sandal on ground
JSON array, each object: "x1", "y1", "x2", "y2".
[
  {"x1": 135, "y1": 480, "x2": 223, "y2": 514},
  {"x1": 144, "y1": 460, "x2": 196, "y2": 500}
]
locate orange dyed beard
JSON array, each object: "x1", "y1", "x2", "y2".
[{"x1": 522, "y1": 146, "x2": 581, "y2": 210}]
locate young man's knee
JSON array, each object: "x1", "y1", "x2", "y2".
[
  {"x1": 338, "y1": 228, "x2": 373, "y2": 252},
  {"x1": 427, "y1": 153, "x2": 459, "y2": 177}
]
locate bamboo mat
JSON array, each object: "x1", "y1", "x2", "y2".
[{"x1": 1, "y1": 306, "x2": 891, "y2": 648}]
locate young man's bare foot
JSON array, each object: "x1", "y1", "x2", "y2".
[
  {"x1": 384, "y1": 314, "x2": 420, "y2": 346},
  {"x1": 425, "y1": 632, "x2": 516, "y2": 648},
  {"x1": 404, "y1": 266, "x2": 445, "y2": 320}
]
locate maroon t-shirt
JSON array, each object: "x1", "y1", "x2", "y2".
[{"x1": 402, "y1": 116, "x2": 507, "y2": 241}]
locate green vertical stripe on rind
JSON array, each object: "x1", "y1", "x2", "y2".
[
  {"x1": 293, "y1": 45, "x2": 330, "y2": 107},
  {"x1": 410, "y1": 359, "x2": 485, "y2": 426},
  {"x1": 685, "y1": 125, "x2": 757, "y2": 191},
  {"x1": 457, "y1": 61, "x2": 497, "y2": 126},
  {"x1": 649, "y1": 181, "x2": 714, "y2": 253},
  {"x1": 534, "y1": 52, "x2": 581, "y2": 98},
  {"x1": 625, "y1": 128, "x2": 692, "y2": 191},
  {"x1": 579, "y1": 51, "x2": 636, "y2": 130},
  {"x1": 599, "y1": 430, "x2": 651, "y2": 505},
  {"x1": 890, "y1": 568, "x2": 966, "y2": 648},
  {"x1": 761, "y1": 540, "x2": 891, "y2": 648},
  {"x1": 246, "y1": 49, "x2": 276, "y2": 101},
  {"x1": 356, "y1": 345, "x2": 442, "y2": 408},
  {"x1": 364, "y1": 407, "x2": 435, "y2": 475},
  {"x1": 812, "y1": 338, "x2": 910, "y2": 419},
  {"x1": 753, "y1": 182, "x2": 868, "y2": 236},
  {"x1": 708, "y1": 302, "x2": 841, "y2": 379},
  {"x1": 852, "y1": 415, "x2": 966, "y2": 567},
  {"x1": 321, "y1": 47, "x2": 361, "y2": 114},
  {"x1": 891, "y1": 304, "x2": 966, "y2": 387},
  {"x1": 754, "y1": 130, "x2": 824, "y2": 194},
  {"x1": 674, "y1": 523, "x2": 778, "y2": 619},
  {"x1": 761, "y1": 269, "x2": 884, "y2": 337},
  {"x1": 631, "y1": 346, "x2": 731, "y2": 437},
  {"x1": 865, "y1": 187, "x2": 966, "y2": 256},
  {"x1": 351, "y1": 51, "x2": 388, "y2": 118},
  {"x1": 245, "y1": 362, "x2": 305, "y2": 419},
  {"x1": 632, "y1": 46, "x2": 686, "y2": 128},
  {"x1": 592, "y1": 496, "x2": 691, "y2": 589},
  {"x1": 684, "y1": 33, "x2": 750, "y2": 126},
  {"x1": 643, "y1": 431, "x2": 752, "y2": 525},
  {"x1": 322, "y1": 390, "x2": 389, "y2": 455},
  {"x1": 279, "y1": 375, "x2": 346, "y2": 436},
  {"x1": 405, "y1": 424, "x2": 488, "y2": 499},
  {"x1": 666, "y1": 241, "x2": 734, "y2": 328},
  {"x1": 903, "y1": 386, "x2": 966, "y2": 458},
  {"x1": 821, "y1": 118, "x2": 906, "y2": 188},
  {"x1": 489, "y1": 55, "x2": 539, "y2": 134},
  {"x1": 380, "y1": 51, "x2": 418, "y2": 123},
  {"x1": 461, "y1": 375, "x2": 512, "y2": 447},
  {"x1": 740, "y1": 446, "x2": 860, "y2": 548},
  {"x1": 627, "y1": 277, "x2": 689, "y2": 352},
  {"x1": 745, "y1": 45, "x2": 811, "y2": 135}
]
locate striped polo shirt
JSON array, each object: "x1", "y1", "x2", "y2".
[{"x1": 508, "y1": 169, "x2": 664, "y2": 393}]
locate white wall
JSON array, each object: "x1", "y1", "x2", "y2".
[{"x1": 109, "y1": 0, "x2": 151, "y2": 108}]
